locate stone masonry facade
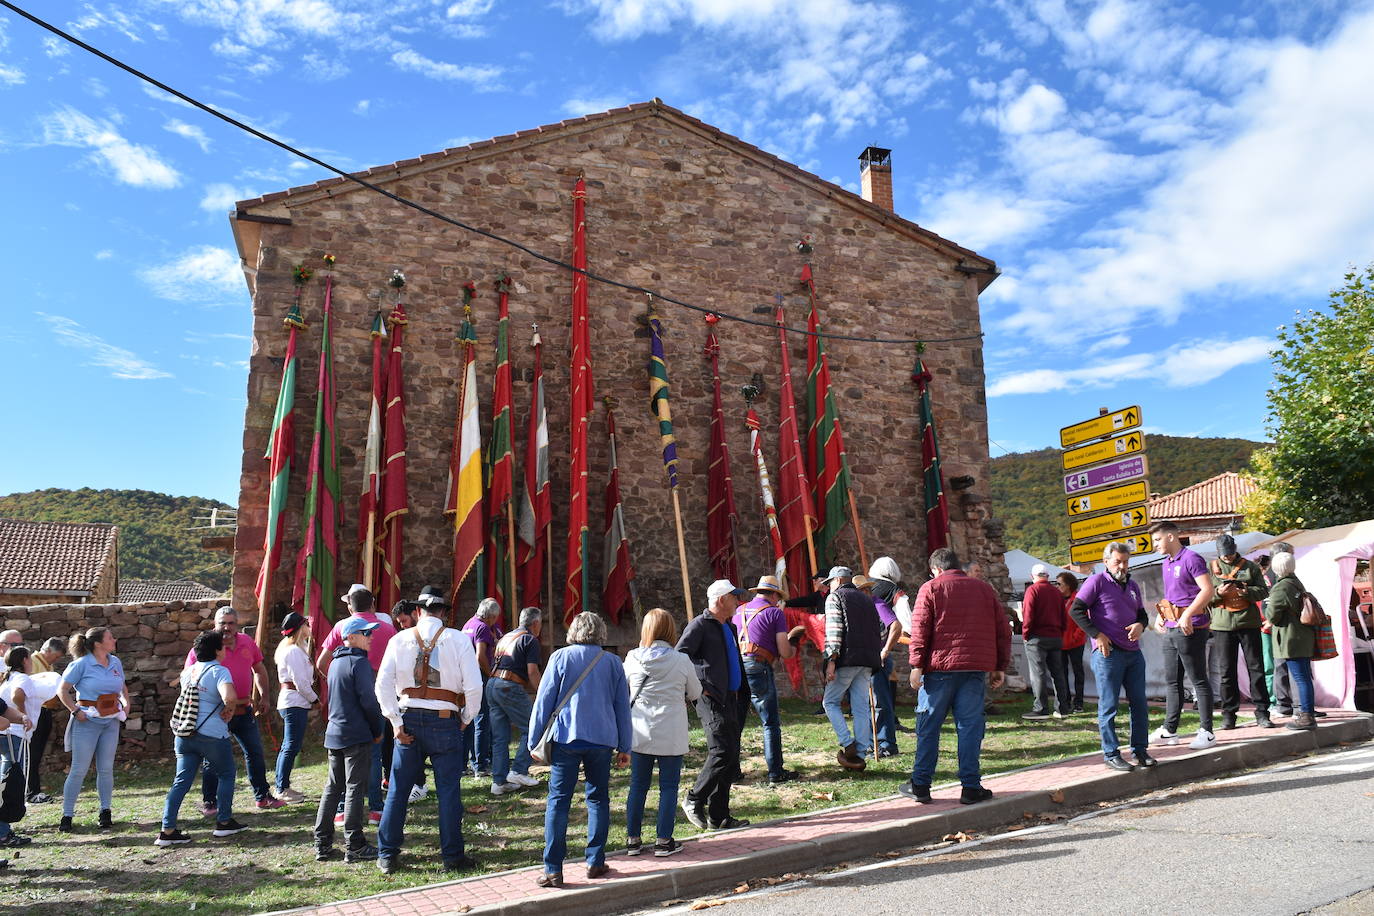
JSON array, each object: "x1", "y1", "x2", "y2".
[{"x1": 229, "y1": 101, "x2": 1010, "y2": 651}]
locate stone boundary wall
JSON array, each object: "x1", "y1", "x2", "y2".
[{"x1": 2, "y1": 598, "x2": 230, "y2": 757}]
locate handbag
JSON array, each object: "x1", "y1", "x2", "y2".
[
  {"x1": 1313, "y1": 619, "x2": 1339, "y2": 662},
  {"x1": 0, "y1": 733, "x2": 26, "y2": 825},
  {"x1": 530, "y1": 651, "x2": 605, "y2": 765},
  {"x1": 1300, "y1": 591, "x2": 1329, "y2": 627}
]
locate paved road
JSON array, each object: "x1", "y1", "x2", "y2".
[{"x1": 650, "y1": 743, "x2": 1374, "y2": 916}]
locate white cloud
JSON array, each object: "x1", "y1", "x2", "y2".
[
  {"x1": 41, "y1": 107, "x2": 182, "y2": 188},
  {"x1": 447, "y1": 0, "x2": 494, "y2": 16},
  {"x1": 200, "y1": 183, "x2": 259, "y2": 212},
  {"x1": 1084, "y1": 333, "x2": 1131, "y2": 355},
  {"x1": 562, "y1": 95, "x2": 630, "y2": 116},
  {"x1": 1001, "y1": 84, "x2": 1066, "y2": 133},
  {"x1": 920, "y1": 186, "x2": 1067, "y2": 250},
  {"x1": 139, "y1": 246, "x2": 245, "y2": 303},
  {"x1": 0, "y1": 64, "x2": 22, "y2": 87},
  {"x1": 391, "y1": 48, "x2": 501, "y2": 86},
  {"x1": 988, "y1": 336, "x2": 1272, "y2": 397},
  {"x1": 42, "y1": 35, "x2": 70, "y2": 58},
  {"x1": 38, "y1": 313, "x2": 173, "y2": 380},
  {"x1": 94, "y1": 249, "x2": 113, "y2": 260},
  {"x1": 164, "y1": 119, "x2": 212, "y2": 153},
  {"x1": 354, "y1": 99, "x2": 371, "y2": 115},
  {"x1": 302, "y1": 51, "x2": 348, "y2": 81}
]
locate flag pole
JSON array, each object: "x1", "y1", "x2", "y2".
[
  {"x1": 671, "y1": 488, "x2": 692, "y2": 617},
  {"x1": 848, "y1": 491, "x2": 870, "y2": 572},
  {"x1": 506, "y1": 511, "x2": 517, "y2": 610}
]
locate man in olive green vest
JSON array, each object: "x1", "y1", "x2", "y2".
[{"x1": 1209, "y1": 534, "x2": 1277, "y2": 730}]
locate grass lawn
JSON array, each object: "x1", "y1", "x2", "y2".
[{"x1": 6, "y1": 692, "x2": 1196, "y2": 915}]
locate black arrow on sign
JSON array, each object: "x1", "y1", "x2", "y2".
[
  {"x1": 1126, "y1": 434, "x2": 1140, "y2": 449},
  {"x1": 1131, "y1": 508, "x2": 1146, "y2": 525},
  {"x1": 1124, "y1": 408, "x2": 1138, "y2": 424}
]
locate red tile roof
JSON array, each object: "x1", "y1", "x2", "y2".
[
  {"x1": 1148, "y1": 472, "x2": 1256, "y2": 520},
  {"x1": 0, "y1": 518, "x2": 118, "y2": 594},
  {"x1": 118, "y1": 579, "x2": 222, "y2": 603}
]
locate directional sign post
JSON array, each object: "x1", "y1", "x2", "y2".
[
  {"x1": 1061, "y1": 430, "x2": 1145, "y2": 472},
  {"x1": 1070, "y1": 533, "x2": 1152, "y2": 565},
  {"x1": 1068, "y1": 506, "x2": 1150, "y2": 542},
  {"x1": 1066, "y1": 481, "x2": 1150, "y2": 517},
  {"x1": 1060, "y1": 405, "x2": 1142, "y2": 448},
  {"x1": 1063, "y1": 455, "x2": 1149, "y2": 495}
]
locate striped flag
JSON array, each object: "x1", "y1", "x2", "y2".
[
  {"x1": 801, "y1": 264, "x2": 853, "y2": 568},
  {"x1": 254, "y1": 299, "x2": 306, "y2": 615},
  {"x1": 446, "y1": 301, "x2": 485, "y2": 596},
  {"x1": 376, "y1": 303, "x2": 409, "y2": 614},
  {"x1": 293, "y1": 274, "x2": 341, "y2": 645},
  {"x1": 647, "y1": 309, "x2": 679, "y2": 489},
  {"x1": 356, "y1": 309, "x2": 386, "y2": 588},
  {"x1": 516, "y1": 327, "x2": 550, "y2": 609},
  {"x1": 601, "y1": 404, "x2": 635, "y2": 624},
  {"x1": 914, "y1": 353, "x2": 950, "y2": 552},
  {"x1": 485, "y1": 276, "x2": 515, "y2": 618},
  {"x1": 774, "y1": 302, "x2": 818, "y2": 589},
  {"x1": 703, "y1": 323, "x2": 740, "y2": 583},
  {"x1": 564, "y1": 177, "x2": 594, "y2": 623},
  {"x1": 745, "y1": 407, "x2": 789, "y2": 594}
]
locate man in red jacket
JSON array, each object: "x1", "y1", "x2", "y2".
[
  {"x1": 900, "y1": 548, "x2": 1011, "y2": 806},
  {"x1": 1021, "y1": 564, "x2": 1071, "y2": 720}
]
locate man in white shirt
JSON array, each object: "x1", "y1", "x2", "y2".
[{"x1": 373, "y1": 591, "x2": 483, "y2": 875}]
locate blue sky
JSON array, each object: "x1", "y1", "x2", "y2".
[{"x1": 2, "y1": 0, "x2": 1373, "y2": 506}]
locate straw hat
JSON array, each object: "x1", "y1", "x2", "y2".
[{"x1": 750, "y1": 575, "x2": 785, "y2": 595}]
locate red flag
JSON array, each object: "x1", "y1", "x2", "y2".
[
  {"x1": 254, "y1": 296, "x2": 306, "y2": 618},
  {"x1": 376, "y1": 302, "x2": 409, "y2": 614},
  {"x1": 601, "y1": 404, "x2": 634, "y2": 624},
  {"x1": 914, "y1": 354, "x2": 950, "y2": 551},
  {"x1": 564, "y1": 177, "x2": 594, "y2": 623},
  {"x1": 516, "y1": 328, "x2": 551, "y2": 609},
  {"x1": 774, "y1": 302, "x2": 818, "y2": 589},
  {"x1": 485, "y1": 277, "x2": 515, "y2": 618},
  {"x1": 703, "y1": 320, "x2": 740, "y2": 583},
  {"x1": 801, "y1": 264, "x2": 854, "y2": 569}
]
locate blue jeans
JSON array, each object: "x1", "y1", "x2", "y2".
[
  {"x1": 543, "y1": 741, "x2": 612, "y2": 874},
  {"x1": 910, "y1": 671, "x2": 986, "y2": 788},
  {"x1": 275, "y1": 707, "x2": 308, "y2": 793},
  {"x1": 379, "y1": 709, "x2": 466, "y2": 863},
  {"x1": 463, "y1": 679, "x2": 492, "y2": 772},
  {"x1": 164, "y1": 734, "x2": 235, "y2": 830},
  {"x1": 871, "y1": 657, "x2": 899, "y2": 754},
  {"x1": 63, "y1": 714, "x2": 120, "y2": 817},
  {"x1": 823, "y1": 664, "x2": 873, "y2": 756},
  {"x1": 1090, "y1": 647, "x2": 1149, "y2": 760},
  {"x1": 202, "y1": 710, "x2": 271, "y2": 804},
  {"x1": 486, "y1": 677, "x2": 533, "y2": 782},
  {"x1": 1286, "y1": 657, "x2": 1316, "y2": 713},
  {"x1": 743, "y1": 659, "x2": 784, "y2": 777},
  {"x1": 626, "y1": 752, "x2": 683, "y2": 841}
]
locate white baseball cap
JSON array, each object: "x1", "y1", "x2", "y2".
[
  {"x1": 1031, "y1": 564, "x2": 1049, "y2": 578},
  {"x1": 706, "y1": 579, "x2": 747, "y2": 601}
]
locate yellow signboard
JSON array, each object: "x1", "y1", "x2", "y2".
[
  {"x1": 1069, "y1": 507, "x2": 1150, "y2": 542},
  {"x1": 1070, "y1": 533, "x2": 1152, "y2": 565},
  {"x1": 1061, "y1": 430, "x2": 1145, "y2": 471},
  {"x1": 1060, "y1": 406, "x2": 1142, "y2": 448},
  {"x1": 1066, "y1": 481, "x2": 1150, "y2": 517}
]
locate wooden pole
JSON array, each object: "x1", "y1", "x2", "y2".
[
  {"x1": 506, "y1": 510, "x2": 518, "y2": 626},
  {"x1": 670, "y1": 488, "x2": 694, "y2": 618},
  {"x1": 848, "y1": 490, "x2": 870, "y2": 573},
  {"x1": 254, "y1": 558, "x2": 272, "y2": 652},
  {"x1": 804, "y1": 525, "x2": 819, "y2": 581},
  {"x1": 362, "y1": 513, "x2": 376, "y2": 592}
]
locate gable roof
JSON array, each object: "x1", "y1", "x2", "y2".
[
  {"x1": 231, "y1": 99, "x2": 996, "y2": 289},
  {"x1": 0, "y1": 518, "x2": 118, "y2": 595},
  {"x1": 118, "y1": 579, "x2": 223, "y2": 604},
  {"x1": 1148, "y1": 472, "x2": 1256, "y2": 521}
]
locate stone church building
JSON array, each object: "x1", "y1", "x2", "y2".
[{"x1": 228, "y1": 99, "x2": 1007, "y2": 642}]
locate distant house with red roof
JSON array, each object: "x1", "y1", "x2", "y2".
[
  {"x1": 0, "y1": 518, "x2": 119, "y2": 606},
  {"x1": 1147, "y1": 472, "x2": 1257, "y2": 544}
]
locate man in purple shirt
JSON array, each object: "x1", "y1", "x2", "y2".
[
  {"x1": 1069, "y1": 542, "x2": 1152, "y2": 771},
  {"x1": 1150, "y1": 521, "x2": 1217, "y2": 750},
  {"x1": 733, "y1": 575, "x2": 798, "y2": 786},
  {"x1": 461, "y1": 598, "x2": 504, "y2": 776}
]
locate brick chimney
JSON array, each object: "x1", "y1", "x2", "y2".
[{"x1": 859, "y1": 146, "x2": 893, "y2": 211}]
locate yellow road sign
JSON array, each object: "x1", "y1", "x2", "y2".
[
  {"x1": 1069, "y1": 533, "x2": 1152, "y2": 565},
  {"x1": 1061, "y1": 430, "x2": 1145, "y2": 471},
  {"x1": 1069, "y1": 507, "x2": 1150, "y2": 542},
  {"x1": 1060, "y1": 406, "x2": 1142, "y2": 448},
  {"x1": 1066, "y1": 481, "x2": 1150, "y2": 517}
]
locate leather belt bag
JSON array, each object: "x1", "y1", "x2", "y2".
[
  {"x1": 402, "y1": 686, "x2": 463, "y2": 705},
  {"x1": 79, "y1": 694, "x2": 121, "y2": 716}
]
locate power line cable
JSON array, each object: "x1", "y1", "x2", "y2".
[{"x1": 1, "y1": 0, "x2": 987, "y2": 348}]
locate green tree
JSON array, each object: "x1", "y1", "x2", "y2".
[{"x1": 1243, "y1": 265, "x2": 1374, "y2": 530}]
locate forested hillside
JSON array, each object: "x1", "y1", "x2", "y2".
[
  {"x1": 990, "y1": 436, "x2": 1263, "y2": 564},
  {"x1": 0, "y1": 488, "x2": 234, "y2": 592}
]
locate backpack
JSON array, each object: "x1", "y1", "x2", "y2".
[
  {"x1": 170, "y1": 663, "x2": 222, "y2": 738},
  {"x1": 1300, "y1": 591, "x2": 1329, "y2": 627}
]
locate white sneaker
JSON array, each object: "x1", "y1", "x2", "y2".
[
  {"x1": 1188, "y1": 729, "x2": 1217, "y2": 750},
  {"x1": 408, "y1": 784, "x2": 429, "y2": 803},
  {"x1": 1152, "y1": 727, "x2": 1179, "y2": 746},
  {"x1": 490, "y1": 782, "x2": 510, "y2": 796},
  {"x1": 506, "y1": 772, "x2": 539, "y2": 788}
]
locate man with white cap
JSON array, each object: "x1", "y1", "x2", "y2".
[
  {"x1": 1021, "y1": 563, "x2": 1071, "y2": 720},
  {"x1": 732, "y1": 575, "x2": 799, "y2": 786},
  {"x1": 373, "y1": 589, "x2": 483, "y2": 875},
  {"x1": 677, "y1": 579, "x2": 751, "y2": 830},
  {"x1": 821, "y1": 566, "x2": 883, "y2": 771},
  {"x1": 864, "y1": 558, "x2": 906, "y2": 757}
]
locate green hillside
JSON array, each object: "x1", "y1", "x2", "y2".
[
  {"x1": 0, "y1": 488, "x2": 234, "y2": 592},
  {"x1": 990, "y1": 436, "x2": 1264, "y2": 564}
]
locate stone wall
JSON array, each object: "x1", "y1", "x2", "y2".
[
  {"x1": 231, "y1": 104, "x2": 1011, "y2": 652},
  {"x1": 2, "y1": 598, "x2": 229, "y2": 757}
]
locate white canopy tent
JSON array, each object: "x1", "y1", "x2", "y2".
[{"x1": 1004, "y1": 549, "x2": 1071, "y2": 594}]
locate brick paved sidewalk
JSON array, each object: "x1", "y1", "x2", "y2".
[{"x1": 279, "y1": 709, "x2": 1371, "y2": 916}]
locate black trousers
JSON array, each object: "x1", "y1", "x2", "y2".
[
  {"x1": 687, "y1": 695, "x2": 740, "y2": 824},
  {"x1": 1163, "y1": 629, "x2": 1214, "y2": 732},
  {"x1": 1213, "y1": 628, "x2": 1270, "y2": 715},
  {"x1": 1057, "y1": 645, "x2": 1086, "y2": 705},
  {"x1": 314, "y1": 742, "x2": 370, "y2": 852},
  {"x1": 27, "y1": 707, "x2": 54, "y2": 796}
]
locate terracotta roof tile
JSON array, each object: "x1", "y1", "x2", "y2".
[
  {"x1": 0, "y1": 518, "x2": 118, "y2": 594},
  {"x1": 118, "y1": 579, "x2": 222, "y2": 603},
  {"x1": 1148, "y1": 472, "x2": 1256, "y2": 520}
]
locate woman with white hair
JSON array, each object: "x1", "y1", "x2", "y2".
[
  {"x1": 1265, "y1": 552, "x2": 1319, "y2": 730},
  {"x1": 527, "y1": 612, "x2": 632, "y2": 888}
]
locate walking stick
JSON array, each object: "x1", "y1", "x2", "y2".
[{"x1": 868, "y1": 677, "x2": 879, "y2": 761}]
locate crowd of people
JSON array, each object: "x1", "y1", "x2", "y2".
[{"x1": 0, "y1": 520, "x2": 1334, "y2": 881}]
